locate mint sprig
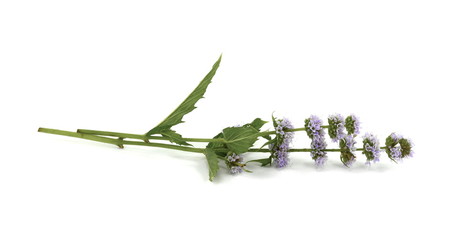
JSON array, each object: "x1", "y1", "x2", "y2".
[{"x1": 38, "y1": 55, "x2": 414, "y2": 182}]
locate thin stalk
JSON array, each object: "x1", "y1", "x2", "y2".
[
  {"x1": 38, "y1": 128, "x2": 205, "y2": 153},
  {"x1": 77, "y1": 126, "x2": 317, "y2": 143},
  {"x1": 258, "y1": 127, "x2": 305, "y2": 137},
  {"x1": 258, "y1": 126, "x2": 329, "y2": 137},
  {"x1": 356, "y1": 147, "x2": 388, "y2": 151},
  {"x1": 40, "y1": 126, "x2": 371, "y2": 155},
  {"x1": 213, "y1": 148, "x2": 362, "y2": 153},
  {"x1": 77, "y1": 129, "x2": 224, "y2": 143}
]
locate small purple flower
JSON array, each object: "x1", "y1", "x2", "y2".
[
  {"x1": 305, "y1": 115, "x2": 327, "y2": 166},
  {"x1": 227, "y1": 152, "x2": 243, "y2": 163},
  {"x1": 229, "y1": 166, "x2": 243, "y2": 174},
  {"x1": 390, "y1": 133, "x2": 401, "y2": 142},
  {"x1": 226, "y1": 152, "x2": 244, "y2": 174},
  {"x1": 339, "y1": 134, "x2": 357, "y2": 167},
  {"x1": 328, "y1": 114, "x2": 346, "y2": 142},
  {"x1": 343, "y1": 134, "x2": 357, "y2": 151},
  {"x1": 385, "y1": 133, "x2": 414, "y2": 162},
  {"x1": 389, "y1": 146, "x2": 402, "y2": 159},
  {"x1": 305, "y1": 115, "x2": 323, "y2": 136},
  {"x1": 270, "y1": 117, "x2": 294, "y2": 168},
  {"x1": 345, "y1": 114, "x2": 360, "y2": 135},
  {"x1": 362, "y1": 133, "x2": 381, "y2": 165}
]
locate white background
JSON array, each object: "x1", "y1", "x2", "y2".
[{"x1": 1, "y1": 0, "x2": 475, "y2": 239}]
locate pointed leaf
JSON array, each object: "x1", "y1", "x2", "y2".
[
  {"x1": 204, "y1": 147, "x2": 219, "y2": 181},
  {"x1": 160, "y1": 129, "x2": 191, "y2": 146},
  {"x1": 243, "y1": 118, "x2": 267, "y2": 131},
  {"x1": 260, "y1": 138, "x2": 275, "y2": 149},
  {"x1": 243, "y1": 118, "x2": 271, "y2": 140},
  {"x1": 146, "y1": 55, "x2": 222, "y2": 136}
]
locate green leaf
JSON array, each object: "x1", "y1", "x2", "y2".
[
  {"x1": 160, "y1": 129, "x2": 192, "y2": 146},
  {"x1": 146, "y1": 55, "x2": 222, "y2": 136},
  {"x1": 260, "y1": 138, "x2": 275, "y2": 149},
  {"x1": 244, "y1": 118, "x2": 271, "y2": 140},
  {"x1": 243, "y1": 118, "x2": 267, "y2": 131},
  {"x1": 261, "y1": 134, "x2": 272, "y2": 141},
  {"x1": 247, "y1": 158, "x2": 272, "y2": 166},
  {"x1": 205, "y1": 119, "x2": 266, "y2": 156},
  {"x1": 272, "y1": 114, "x2": 278, "y2": 127},
  {"x1": 206, "y1": 132, "x2": 227, "y2": 157},
  {"x1": 204, "y1": 148, "x2": 219, "y2": 182},
  {"x1": 222, "y1": 126, "x2": 259, "y2": 154}
]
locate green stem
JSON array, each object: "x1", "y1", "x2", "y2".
[
  {"x1": 39, "y1": 128, "x2": 204, "y2": 153},
  {"x1": 77, "y1": 129, "x2": 223, "y2": 143},
  {"x1": 214, "y1": 148, "x2": 359, "y2": 153},
  {"x1": 258, "y1": 126, "x2": 329, "y2": 137},
  {"x1": 77, "y1": 126, "x2": 317, "y2": 143},
  {"x1": 356, "y1": 147, "x2": 387, "y2": 151},
  {"x1": 258, "y1": 127, "x2": 304, "y2": 136},
  {"x1": 39, "y1": 128, "x2": 387, "y2": 155}
]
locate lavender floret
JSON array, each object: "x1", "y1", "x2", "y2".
[
  {"x1": 385, "y1": 133, "x2": 414, "y2": 162},
  {"x1": 305, "y1": 115, "x2": 327, "y2": 166},
  {"x1": 229, "y1": 166, "x2": 243, "y2": 174},
  {"x1": 328, "y1": 114, "x2": 346, "y2": 142},
  {"x1": 362, "y1": 133, "x2": 381, "y2": 165},
  {"x1": 226, "y1": 152, "x2": 244, "y2": 174},
  {"x1": 270, "y1": 118, "x2": 294, "y2": 168},
  {"x1": 339, "y1": 134, "x2": 357, "y2": 166},
  {"x1": 345, "y1": 114, "x2": 360, "y2": 135}
]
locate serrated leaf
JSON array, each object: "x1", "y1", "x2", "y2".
[
  {"x1": 146, "y1": 55, "x2": 222, "y2": 136},
  {"x1": 160, "y1": 129, "x2": 191, "y2": 146},
  {"x1": 247, "y1": 158, "x2": 272, "y2": 166},
  {"x1": 222, "y1": 126, "x2": 259, "y2": 154},
  {"x1": 204, "y1": 147, "x2": 219, "y2": 181}
]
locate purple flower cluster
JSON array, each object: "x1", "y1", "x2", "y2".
[
  {"x1": 343, "y1": 134, "x2": 357, "y2": 151},
  {"x1": 328, "y1": 114, "x2": 346, "y2": 142},
  {"x1": 226, "y1": 152, "x2": 244, "y2": 174},
  {"x1": 339, "y1": 134, "x2": 357, "y2": 167},
  {"x1": 305, "y1": 115, "x2": 327, "y2": 166},
  {"x1": 385, "y1": 133, "x2": 414, "y2": 162},
  {"x1": 270, "y1": 118, "x2": 294, "y2": 168},
  {"x1": 388, "y1": 133, "x2": 403, "y2": 161},
  {"x1": 345, "y1": 114, "x2": 360, "y2": 135},
  {"x1": 362, "y1": 133, "x2": 381, "y2": 165}
]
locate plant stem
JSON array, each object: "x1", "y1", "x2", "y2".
[
  {"x1": 258, "y1": 127, "x2": 304, "y2": 136},
  {"x1": 38, "y1": 128, "x2": 204, "y2": 153},
  {"x1": 77, "y1": 126, "x2": 318, "y2": 143},
  {"x1": 77, "y1": 129, "x2": 223, "y2": 143},
  {"x1": 40, "y1": 127, "x2": 376, "y2": 155},
  {"x1": 213, "y1": 148, "x2": 360, "y2": 153}
]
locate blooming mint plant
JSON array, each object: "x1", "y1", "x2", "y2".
[{"x1": 38, "y1": 55, "x2": 415, "y2": 181}]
